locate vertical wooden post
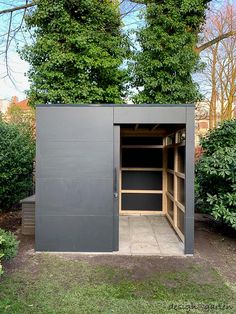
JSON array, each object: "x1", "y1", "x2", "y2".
[
  {"x1": 173, "y1": 133, "x2": 178, "y2": 228},
  {"x1": 162, "y1": 137, "x2": 167, "y2": 214}
]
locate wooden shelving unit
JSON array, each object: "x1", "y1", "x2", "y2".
[
  {"x1": 119, "y1": 126, "x2": 186, "y2": 243},
  {"x1": 120, "y1": 138, "x2": 163, "y2": 215},
  {"x1": 165, "y1": 129, "x2": 186, "y2": 241}
]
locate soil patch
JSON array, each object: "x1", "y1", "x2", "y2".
[
  {"x1": 2, "y1": 213, "x2": 236, "y2": 286},
  {"x1": 0, "y1": 210, "x2": 21, "y2": 232},
  {"x1": 195, "y1": 214, "x2": 236, "y2": 284}
]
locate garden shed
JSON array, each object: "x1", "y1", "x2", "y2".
[{"x1": 35, "y1": 104, "x2": 195, "y2": 255}]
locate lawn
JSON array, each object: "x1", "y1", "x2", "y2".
[{"x1": 0, "y1": 253, "x2": 235, "y2": 314}]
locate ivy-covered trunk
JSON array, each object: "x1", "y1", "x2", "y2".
[
  {"x1": 131, "y1": 0, "x2": 210, "y2": 104},
  {"x1": 21, "y1": 0, "x2": 130, "y2": 106}
]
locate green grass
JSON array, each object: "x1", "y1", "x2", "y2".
[{"x1": 0, "y1": 254, "x2": 235, "y2": 314}]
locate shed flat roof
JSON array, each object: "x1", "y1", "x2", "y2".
[{"x1": 36, "y1": 103, "x2": 195, "y2": 108}]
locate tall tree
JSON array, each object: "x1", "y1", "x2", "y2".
[
  {"x1": 131, "y1": 0, "x2": 210, "y2": 104},
  {"x1": 1, "y1": 1, "x2": 236, "y2": 89},
  {"x1": 200, "y1": 1, "x2": 236, "y2": 129},
  {"x1": 20, "y1": 0, "x2": 129, "y2": 105}
]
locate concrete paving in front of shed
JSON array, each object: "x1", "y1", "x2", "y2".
[{"x1": 118, "y1": 215, "x2": 184, "y2": 256}]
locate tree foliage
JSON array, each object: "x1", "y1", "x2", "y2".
[
  {"x1": 20, "y1": 0, "x2": 129, "y2": 106},
  {"x1": 131, "y1": 0, "x2": 210, "y2": 104},
  {"x1": 6, "y1": 103, "x2": 36, "y2": 138},
  {"x1": 0, "y1": 121, "x2": 35, "y2": 211},
  {"x1": 195, "y1": 119, "x2": 236, "y2": 229}
]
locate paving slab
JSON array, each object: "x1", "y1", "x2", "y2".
[{"x1": 118, "y1": 215, "x2": 184, "y2": 256}]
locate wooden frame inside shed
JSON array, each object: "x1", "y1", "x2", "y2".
[{"x1": 119, "y1": 124, "x2": 186, "y2": 242}]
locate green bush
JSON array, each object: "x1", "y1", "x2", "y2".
[
  {"x1": 0, "y1": 235, "x2": 4, "y2": 275},
  {"x1": 0, "y1": 121, "x2": 35, "y2": 211},
  {"x1": 0, "y1": 228, "x2": 19, "y2": 260},
  {"x1": 0, "y1": 228, "x2": 19, "y2": 275},
  {"x1": 195, "y1": 119, "x2": 236, "y2": 229}
]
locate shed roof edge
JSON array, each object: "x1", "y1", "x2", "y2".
[{"x1": 36, "y1": 103, "x2": 195, "y2": 108}]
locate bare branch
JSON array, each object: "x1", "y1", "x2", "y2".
[
  {"x1": 0, "y1": 3, "x2": 35, "y2": 15},
  {"x1": 5, "y1": 12, "x2": 13, "y2": 77},
  {"x1": 196, "y1": 30, "x2": 236, "y2": 53}
]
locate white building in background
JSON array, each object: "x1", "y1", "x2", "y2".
[{"x1": 0, "y1": 99, "x2": 11, "y2": 114}]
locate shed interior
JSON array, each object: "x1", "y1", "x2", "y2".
[{"x1": 120, "y1": 124, "x2": 186, "y2": 242}]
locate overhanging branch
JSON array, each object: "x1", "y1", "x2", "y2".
[
  {"x1": 196, "y1": 30, "x2": 236, "y2": 53},
  {"x1": 0, "y1": 3, "x2": 35, "y2": 15}
]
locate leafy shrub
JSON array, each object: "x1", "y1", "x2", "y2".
[
  {"x1": 0, "y1": 235, "x2": 4, "y2": 275},
  {"x1": 195, "y1": 119, "x2": 236, "y2": 229},
  {"x1": 0, "y1": 121, "x2": 35, "y2": 211},
  {"x1": 0, "y1": 228, "x2": 19, "y2": 260},
  {"x1": 0, "y1": 229, "x2": 19, "y2": 275}
]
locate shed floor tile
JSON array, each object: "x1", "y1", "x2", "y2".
[{"x1": 117, "y1": 216, "x2": 184, "y2": 256}]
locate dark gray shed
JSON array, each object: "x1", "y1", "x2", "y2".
[{"x1": 36, "y1": 104, "x2": 195, "y2": 254}]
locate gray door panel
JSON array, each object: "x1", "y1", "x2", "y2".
[{"x1": 36, "y1": 107, "x2": 114, "y2": 252}]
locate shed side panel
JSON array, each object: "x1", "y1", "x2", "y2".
[
  {"x1": 114, "y1": 107, "x2": 187, "y2": 124},
  {"x1": 36, "y1": 107, "x2": 114, "y2": 252}
]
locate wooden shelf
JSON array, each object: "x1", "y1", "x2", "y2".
[
  {"x1": 176, "y1": 200, "x2": 185, "y2": 212},
  {"x1": 166, "y1": 191, "x2": 174, "y2": 201},
  {"x1": 167, "y1": 192, "x2": 185, "y2": 211},
  {"x1": 120, "y1": 211, "x2": 163, "y2": 215},
  {"x1": 121, "y1": 167, "x2": 163, "y2": 171},
  {"x1": 121, "y1": 190, "x2": 162, "y2": 194},
  {"x1": 165, "y1": 142, "x2": 185, "y2": 148},
  {"x1": 166, "y1": 211, "x2": 174, "y2": 226},
  {"x1": 167, "y1": 170, "x2": 185, "y2": 178},
  {"x1": 175, "y1": 171, "x2": 185, "y2": 179},
  {"x1": 122, "y1": 145, "x2": 163, "y2": 149},
  {"x1": 166, "y1": 212, "x2": 184, "y2": 242}
]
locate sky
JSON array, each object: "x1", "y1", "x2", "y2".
[
  {"x1": 0, "y1": 51, "x2": 29, "y2": 100},
  {"x1": 0, "y1": 1, "x2": 33, "y2": 100}
]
